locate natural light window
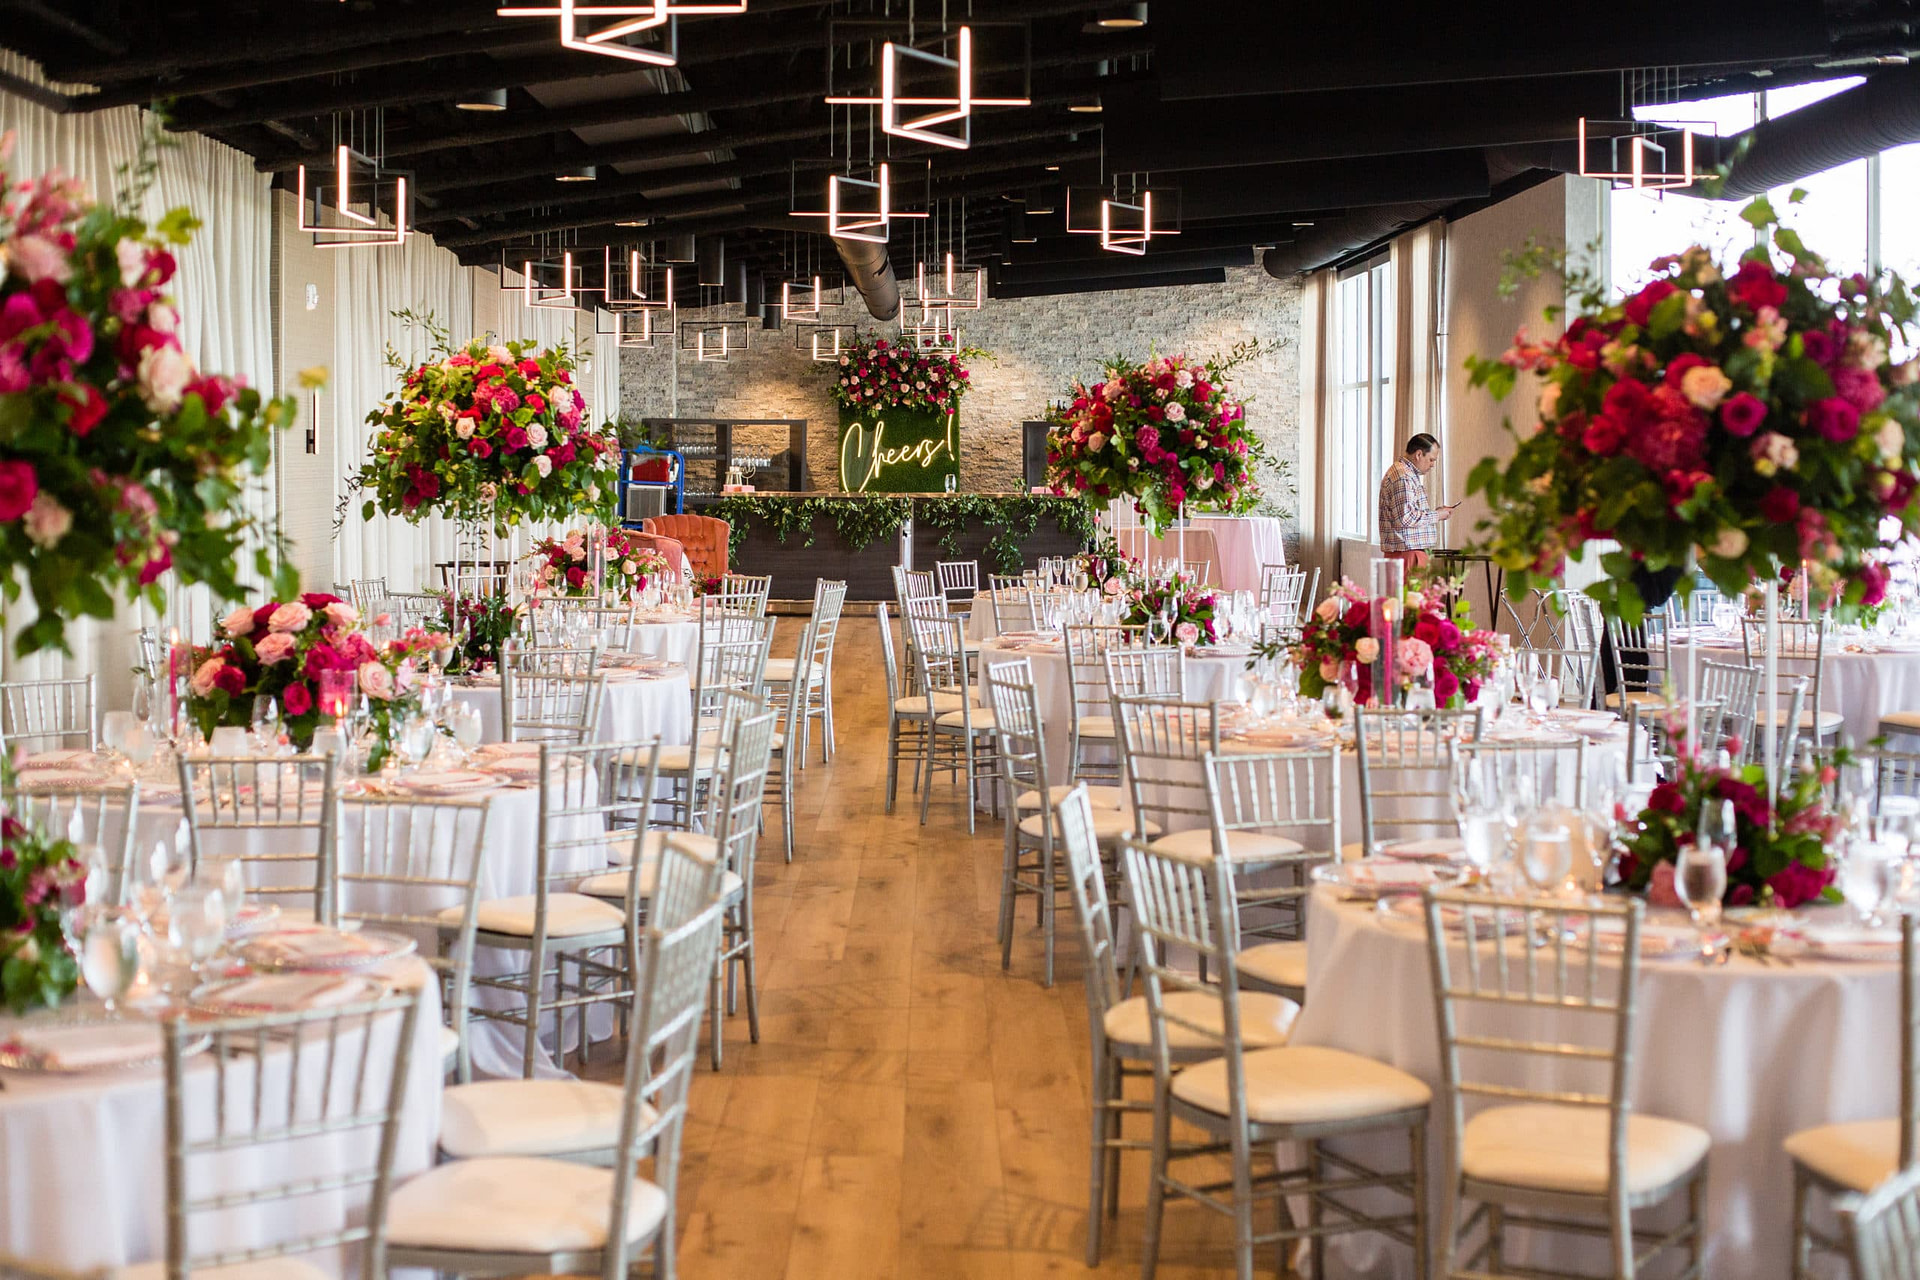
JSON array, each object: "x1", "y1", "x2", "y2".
[{"x1": 1332, "y1": 257, "x2": 1394, "y2": 541}]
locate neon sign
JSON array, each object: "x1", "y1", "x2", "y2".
[{"x1": 839, "y1": 411, "x2": 959, "y2": 493}]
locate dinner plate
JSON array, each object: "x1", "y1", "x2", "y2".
[
  {"x1": 1377, "y1": 836, "x2": 1467, "y2": 863},
  {"x1": 13, "y1": 768, "x2": 108, "y2": 790},
  {"x1": 190, "y1": 973, "x2": 386, "y2": 1015},
  {"x1": 1311, "y1": 860, "x2": 1466, "y2": 898},
  {"x1": 1377, "y1": 895, "x2": 1530, "y2": 932},
  {"x1": 239, "y1": 927, "x2": 417, "y2": 972},
  {"x1": 484, "y1": 756, "x2": 544, "y2": 779},
  {"x1": 394, "y1": 770, "x2": 499, "y2": 795},
  {"x1": 20, "y1": 750, "x2": 104, "y2": 771},
  {"x1": 1791, "y1": 924, "x2": 1903, "y2": 962},
  {"x1": 0, "y1": 1017, "x2": 207, "y2": 1073},
  {"x1": 477, "y1": 742, "x2": 543, "y2": 758}
]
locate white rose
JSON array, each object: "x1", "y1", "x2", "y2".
[
  {"x1": 1195, "y1": 471, "x2": 1213, "y2": 490},
  {"x1": 146, "y1": 301, "x2": 178, "y2": 335},
  {"x1": 1164, "y1": 402, "x2": 1186, "y2": 422},
  {"x1": 1709, "y1": 528, "x2": 1748, "y2": 559},
  {"x1": 622, "y1": 559, "x2": 637, "y2": 575},
  {"x1": 526, "y1": 423, "x2": 549, "y2": 449},
  {"x1": 136, "y1": 342, "x2": 194, "y2": 413},
  {"x1": 115, "y1": 237, "x2": 148, "y2": 286},
  {"x1": 436, "y1": 402, "x2": 456, "y2": 422},
  {"x1": 1679, "y1": 364, "x2": 1732, "y2": 411},
  {"x1": 1762, "y1": 432, "x2": 1799, "y2": 471},
  {"x1": 455, "y1": 417, "x2": 475, "y2": 440},
  {"x1": 533, "y1": 455, "x2": 553, "y2": 478},
  {"x1": 1126, "y1": 457, "x2": 1139, "y2": 470},
  {"x1": 586, "y1": 484, "x2": 600, "y2": 501},
  {"x1": 1174, "y1": 368, "x2": 1194, "y2": 388},
  {"x1": 1878, "y1": 417, "x2": 1905, "y2": 464}
]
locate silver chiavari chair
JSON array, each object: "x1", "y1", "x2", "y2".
[
  {"x1": 1786, "y1": 914, "x2": 1919, "y2": 1275},
  {"x1": 1422, "y1": 887, "x2": 1708, "y2": 1278},
  {"x1": 935, "y1": 559, "x2": 979, "y2": 613},
  {"x1": 1875, "y1": 749, "x2": 1920, "y2": 818},
  {"x1": 1697, "y1": 659, "x2": 1762, "y2": 763},
  {"x1": 1110, "y1": 694, "x2": 1207, "y2": 845},
  {"x1": 1455, "y1": 736, "x2": 1590, "y2": 812},
  {"x1": 658, "y1": 612, "x2": 772, "y2": 832},
  {"x1": 877, "y1": 603, "x2": 933, "y2": 813},
  {"x1": 1742, "y1": 616, "x2": 1843, "y2": 752},
  {"x1": 387, "y1": 882, "x2": 726, "y2": 1280},
  {"x1": 1604, "y1": 612, "x2": 1672, "y2": 714},
  {"x1": 1353, "y1": 707, "x2": 1484, "y2": 856},
  {"x1": 1259, "y1": 565, "x2": 1307, "y2": 623},
  {"x1": 350, "y1": 576, "x2": 392, "y2": 616},
  {"x1": 1104, "y1": 645, "x2": 1187, "y2": 703},
  {"x1": 501, "y1": 669, "x2": 606, "y2": 746},
  {"x1": 988, "y1": 577, "x2": 1039, "y2": 634},
  {"x1": 1061, "y1": 624, "x2": 1143, "y2": 804},
  {"x1": 503, "y1": 639, "x2": 601, "y2": 678},
  {"x1": 1056, "y1": 786, "x2": 1298, "y2": 1266},
  {"x1": 1207, "y1": 747, "x2": 1342, "y2": 1006},
  {"x1": 1123, "y1": 834, "x2": 1433, "y2": 1279},
  {"x1": 764, "y1": 578, "x2": 846, "y2": 764},
  {"x1": 339, "y1": 796, "x2": 492, "y2": 1083},
  {"x1": 438, "y1": 835, "x2": 723, "y2": 1164},
  {"x1": 163, "y1": 987, "x2": 423, "y2": 1280},
  {"x1": 178, "y1": 754, "x2": 339, "y2": 924},
  {"x1": 2, "y1": 781, "x2": 140, "y2": 906},
  {"x1": 0, "y1": 676, "x2": 95, "y2": 752},
  {"x1": 456, "y1": 739, "x2": 660, "y2": 1077},
  {"x1": 1843, "y1": 1163, "x2": 1920, "y2": 1280},
  {"x1": 904, "y1": 609, "x2": 997, "y2": 833},
  {"x1": 718, "y1": 572, "x2": 772, "y2": 615}
]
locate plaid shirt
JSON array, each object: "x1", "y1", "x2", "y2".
[{"x1": 1378, "y1": 456, "x2": 1437, "y2": 552}]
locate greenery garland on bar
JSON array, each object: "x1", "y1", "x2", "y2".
[{"x1": 703, "y1": 494, "x2": 1097, "y2": 574}]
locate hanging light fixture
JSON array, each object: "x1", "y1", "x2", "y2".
[
  {"x1": 296, "y1": 111, "x2": 413, "y2": 249},
  {"x1": 677, "y1": 317, "x2": 749, "y2": 362},
  {"x1": 790, "y1": 162, "x2": 930, "y2": 243},
  {"x1": 609, "y1": 249, "x2": 675, "y2": 310},
  {"x1": 495, "y1": 0, "x2": 747, "y2": 67},
  {"x1": 455, "y1": 88, "x2": 509, "y2": 112},
  {"x1": 822, "y1": 16, "x2": 1032, "y2": 152},
  {"x1": 555, "y1": 164, "x2": 599, "y2": 182},
  {"x1": 1067, "y1": 182, "x2": 1180, "y2": 255},
  {"x1": 502, "y1": 243, "x2": 611, "y2": 310},
  {"x1": 1084, "y1": 3, "x2": 1148, "y2": 30},
  {"x1": 1576, "y1": 69, "x2": 1713, "y2": 191},
  {"x1": 595, "y1": 306, "x2": 659, "y2": 348}
]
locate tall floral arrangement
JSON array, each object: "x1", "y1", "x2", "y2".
[
  {"x1": 1618, "y1": 728, "x2": 1841, "y2": 910},
  {"x1": 826, "y1": 334, "x2": 976, "y2": 414},
  {"x1": 1466, "y1": 197, "x2": 1920, "y2": 621},
  {"x1": 354, "y1": 318, "x2": 619, "y2": 532},
  {"x1": 529, "y1": 525, "x2": 669, "y2": 598},
  {"x1": 0, "y1": 794, "x2": 84, "y2": 1013},
  {"x1": 1045, "y1": 344, "x2": 1269, "y2": 536},
  {"x1": 1294, "y1": 576, "x2": 1499, "y2": 707},
  {"x1": 0, "y1": 130, "x2": 305, "y2": 655}
]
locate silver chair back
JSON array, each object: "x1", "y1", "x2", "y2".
[
  {"x1": 177, "y1": 754, "x2": 338, "y2": 923},
  {"x1": 1259, "y1": 565, "x2": 1307, "y2": 622},
  {"x1": 1113, "y1": 695, "x2": 1218, "y2": 839},
  {"x1": 1353, "y1": 706, "x2": 1483, "y2": 853},
  {"x1": 3, "y1": 781, "x2": 141, "y2": 906},
  {"x1": 1697, "y1": 659, "x2": 1761, "y2": 763},
  {"x1": 0, "y1": 676, "x2": 95, "y2": 752},
  {"x1": 501, "y1": 669, "x2": 606, "y2": 744},
  {"x1": 1103, "y1": 646, "x2": 1187, "y2": 702},
  {"x1": 1845, "y1": 1162, "x2": 1920, "y2": 1280},
  {"x1": 1205, "y1": 747, "x2": 1341, "y2": 944},
  {"x1": 935, "y1": 559, "x2": 979, "y2": 610},
  {"x1": 1741, "y1": 616, "x2": 1834, "y2": 748}
]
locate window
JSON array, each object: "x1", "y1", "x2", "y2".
[{"x1": 1332, "y1": 255, "x2": 1394, "y2": 541}]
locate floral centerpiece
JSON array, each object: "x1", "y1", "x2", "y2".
[
  {"x1": 187, "y1": 593, "x2": 376, "y2": 749},
  {"x1": 1618, "y1": 730, "x2": 1841, "y2": 909},
  {"x1": 0, "y1": 795, "x2": 84, "y2": 1013},
  {"x1": 1124, "y1": 572, "x2": 1219, "y2": 647},
  {"x1": 0, "y1": 129, "x2": 306, "y2": 655},
  {"x1": 1294, "y1": 576, "x2": 1500, "y2": 707},
  {"x1": 1077, "y1": 531, "x2": 1139, "y2": 600},
  {"x1": 354, "y1": 319, "x2": 619, "y2": 532},
  {"x1": 440, "y1": 590, "x2": 516, "y2": 672},
  {"x1": 357, "y1": 628, "x2": 438, "y2": 772},
  {"x1": 1465, "y1": 195, "x2": 1920, "y2": 621},
  {"x1": 529, "y1": 525, "x2": 669, "y2": 598},
  {"x1": 1045, "y1": 344, "x2": 1269, "y2": 536},
  {"x1": 826, "y1": 333, "x2": 975, "y2": 414}
]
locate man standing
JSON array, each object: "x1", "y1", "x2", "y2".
[{"x1": 1377, "y1": 433, "x2": 1453, "y2": 570}]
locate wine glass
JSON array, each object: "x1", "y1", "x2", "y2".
[
  {"x1": 1676, "y1": 799, "x2": 1732, "y2": 962},
  {"x1": 167, "y1": 882, "x2": 227, "y2": 979},
  {"x1": 101, "y1": 710, "x2": 136, "y2": 771},
  {"x1": 451, "y1": 702, "x2": 484, "y2": 763},
  {"x1": 79, "y1": 912, "x2": 141, "y2": 1013},
  {"x1": 121, "y1": 718, "x2": 155, "y2": 772},
  {"x1": 248, "y1": 694, "x2": 279, "y2": 753},
  {"x1": 1452, "y1": 753, "x2": 1505, "y2": 876},
  {"x1": 402, "y1": 712, "x2": 437, "y2": 771},
  {"x1": 1521, "y1": 807, "x2": 1575, "y2": 894}
]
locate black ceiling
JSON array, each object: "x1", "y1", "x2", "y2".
[{"x1": 2, "y1": 0, "x2": 1917, "y2": 301}]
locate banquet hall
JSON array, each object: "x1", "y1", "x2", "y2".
[{"x1": 4, "y1": 3, "x2": 1920, "y2": 1278}]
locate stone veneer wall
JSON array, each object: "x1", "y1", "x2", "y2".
[{"x1": 619, "y1": 265, "x2": 1303, "y2": 550}]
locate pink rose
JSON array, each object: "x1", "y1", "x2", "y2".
[
  {"x1": 7, "y1": 234, "x2": 70, "y2": 284},
  {"x1": 253, "y1": 632, "x2": 297, "y2": 664},
  {"x1": 268, "y1": 601, "x2": 313, "y2": 633},
  {"x1": 1102, "y1": 577, "x2": 1122, "y2": 596},
  {"x1": 323, "y1": 601, "x2": 359, "y2": 628},
  {"x1": 219, "y1": 605, "x2": 257, "y2": 637},
  {"x1": 1395, "y1": 636, "x2": 1434, "y2": 676},
  {"x1": 189, "y1": 657, "x2": 225, "y2": 697},
  {"x1": 1174, "y1": 622, "x2": 1199, "y2": 645},
  {"x1": 1646, "y1": 861, "x2": 1684, "y2": 908},
  {"x1": 357, "y1": 661, "x2": 395, "y2": 701}
]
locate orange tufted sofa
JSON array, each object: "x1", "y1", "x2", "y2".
[{"x1": 642, "y1": 514, "x2": 729, "y2": 582}]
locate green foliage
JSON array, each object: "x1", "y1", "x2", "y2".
[{"x1": 703, "y1": 494, "x2": 1097, "y2": 575}]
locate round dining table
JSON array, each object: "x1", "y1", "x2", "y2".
[
  {"x1": 450, "y1": 663, "x2": 692, "y2": 748},
  {"x1": 1667, "y1": 624, "x2": 1920, "y2": 746},
  {"x1": 1290, "y1": 888, "x2": 1903, "y2": 1278},
  {"x1": 622, "y1": 609, "x2": 700, "y2": 666}
]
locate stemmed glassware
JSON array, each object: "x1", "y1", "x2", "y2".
[
  {"x1": 166, "y1": 881, "x2": 228, "y2": 983},
  {"x1": 449, "y1": 702, "x2": 483, "y2": 764},
  {"x1": 78, "y1": 912, "x2": 141, "y2": 1014},
  {"x1": 1451, "y1": 752, "x2": 1505, "y2": 878},
  {"x1": 248, "y1": 694, "x2": 280, "y2": 753},
  {"x1": 1676, "y1": 798, "x2": 1732, "y2": 962}
]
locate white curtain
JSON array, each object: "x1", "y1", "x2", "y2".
[
  {"x1": 330, "y1": 232, "x2": 477, "y2": 594},
  {"x1": 590, "y1": 321, "x2": 621, "y2": 430},
  {"x1": 0, "y1": 53, "x2": 273, "y2": 707},
  {"x1": 1390, "y1": 221, "x2": 1449, "y2": 489},
  {"x1": 1296, "y1": 268, "x2": 1337, "y2": 585}
]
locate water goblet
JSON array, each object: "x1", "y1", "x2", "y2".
[
  {"x1": 452, "y1": 702, "x2": 484, "y2": 762},
  {"x1": 101, "y1": 710, "x2": 136, "y2": 772},
  {"x1": 1677, "y1": 798, "x2": 1733, "y2": 962},
  {"x1": 167, "y1": 882, "x2": 227, "y2": 980},
  {"x1": 1520, "y1": 806, "x2": 1575, "y2": 894},
  {"x1": 248, "y1": 694, "x2": 279, "y2": 752},
  {"x1": 79, "y1": 912, "x2": 141, "y2": 1013}
]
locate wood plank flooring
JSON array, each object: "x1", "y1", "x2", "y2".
[{"x1": 659, "y1": 618, "x2": 1248, "y2": 1279}]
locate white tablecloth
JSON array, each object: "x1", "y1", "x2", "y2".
[
  {"x1": 1668, "y1": 628, "x2": 1920, "y2": 746},
  {"x1": 623, "y1": 613, "x2": 699, "y2": 666},
  {"x1": 1117, "y1": 515, "x2": 1287, "y2": 592},
  {"x1": 0, "y1": 960, "x2": 443, "y2": 1273},
  {"x1": 451, "y1": 668, "x2": 692, "y2": 748},
  {"x1": 1293, "y1": 889, "x2": 1900, "y2": 1277}
]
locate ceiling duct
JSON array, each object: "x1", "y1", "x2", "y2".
[
  {"x1": 1705, "y1": 64, "x2": 1920, "y2": 197},
  {"x1": 833, "y1": 237, "x2": 900, "y2": 321},
  {"x1": 1262, "y1": 202, "x2": 1454, "y2": 276}
]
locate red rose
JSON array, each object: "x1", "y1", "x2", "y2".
[
  {"x1": 1809, "y1": 397, "x2": 1860, "y2": 442},
  {"x1": 0, "y1": 460, "x2": 39, "y2": 521},
  {"x1": 1727, "y1": 259, "x2": 1787, "y2": 311},
  {"x1": 1622, "y1": 279, "x2": 1677, "y2": 328},
  {"x1": 503, "y1": 426, "x2": 529, "y2": 450},
  {"x1": 281, "y1": 683, "x2": 313, "y2": 717},
  {"x1": 138, "y1": 544, "x2": 172, "y2": 585},
  {"x1": 1582, "y1": 415, "x2": 1628, "y2": 456},
  {"x1": 1759, "y1": 487, "x2": 1801, "y2": 523},
  {"x1": 59, "y1": 384, "x2": 107, "y2": 437},
  {"x1": 525, "y1": 393, "x2": 547, "y2": 413},
  {"x1": 212, "y1": 665, "x2": 246, "y2": 696},
  {"x1": 301, "y1": 592, "x2": 343, "y2": 608},
  {"x1": 1648, "y1": 781, "x2": 1685, "y2": 814},
  {"x1": 188, "y1": 375, "x2": 235, "y2": 417},
  {"x1": 517, "y1": 358, "x2": 541, "y2": 378},
  {"x1": 1720, "y1": 392, "x2": 1767, "y2": 437},
  {"x1": 470, "y1": 438, "x2": 493, "y2": 458}
]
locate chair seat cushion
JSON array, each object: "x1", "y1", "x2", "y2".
[
  {"x1": 1602, "y1": 691, "x2": 1662, "y2": 709},
  {"x1": 606, "y1": 830, "x2": 719, "y2": 867},
  {"x1": 442, "y1": 893, "x2": 625, "y2": 939},
  {"x1": 114, "y1": 1260, "x2": 332, "y2": 1280},
  {"x1": 1015, "y1": 784, "x2": 1127, "y2": 811},
  {"x1": 579, "y1": 863, "x2": 742, "y2": 903},
  {"x1": 1103, "y1": 990, "x2": 1298, "y2": 1052},
  {"x1": 1075, "y1": 714, "x2": 1116, "y2": 740},
  {"x1": 1172, "y1": 1045, "x2": 1431, "y2": 1126},
  {"x1": 763, "y1": 657, "x2": 821, "y2": 685},
  {"x1": 1881, "y1": 711, "x2": 1920, "y2": 733},
  {"x1": 1017, "y1": 809, "x2": 1159, "y2": 842},
  {"x1": 387, "y1": 1156, "x2": 667, "y2": 1253},
  {"x1": 936, "y1": 707, "x2": 995, "y2": 729},
  {"x1": 1753, "y1": 707, "x2": 1845, "y2": 731},
  {"x1": 1148, "y1": 828, "x2": 1306, "y2": 865},
  {"x1": 1236, "y1": 940, "x2": 1308, "y2": 992},
  {"x1": 656, "y1": 742, "x2": 726, "y2": 773},
  {"x1": 1462, "y1": 1103, "x2": 1710, "y2": 1197},
  {"x1": 1783, "y1": 1118, "x2": 1899, "y2": 1193},
  {"x1": 441, "y1": 1079, "x2": 655, "y2": 1159},
  {"x1": 894, "y1": 691, "x2": 979, "y2": 716}
]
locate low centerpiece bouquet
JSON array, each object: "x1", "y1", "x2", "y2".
[
  {"x1": 440, "y1": 590, "x2": 517, "y2": 672},
  {"x1": 1077, "y1": 531, "x2": 1139, "y2": 600},
  {"x1": 0, "y1": 128, "x2": 306, "y2": 656},
  {"x1": 0, "y1": 798, "x2": 85, "y2": 1013},
  {"x1": 1046, "y1": 344, "x2": 1269, "y2": 536},
  {"x1": 1294, "y1": 576, "x2": 1500, "y2": 707},
  {"x1": 1617, "y1": 731, "x2": 1841, "y2": 909},
  {"x1": 1465, "y1": 195, "x2": 1920, "y2": 621},
  {"x1": 354, "y1": 319, "x2": 620, "y2": 531},
  {"x1": 1124, "y1": 572, "x2": 1219, "y2": 647},
  {"x1": 529, "y1": 525, "x2": 670, "y2": 599}
]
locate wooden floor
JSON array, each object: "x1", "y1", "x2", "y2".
[{"x1": 656, "y1": 618, "x2": 1250, "y2": 1280}]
